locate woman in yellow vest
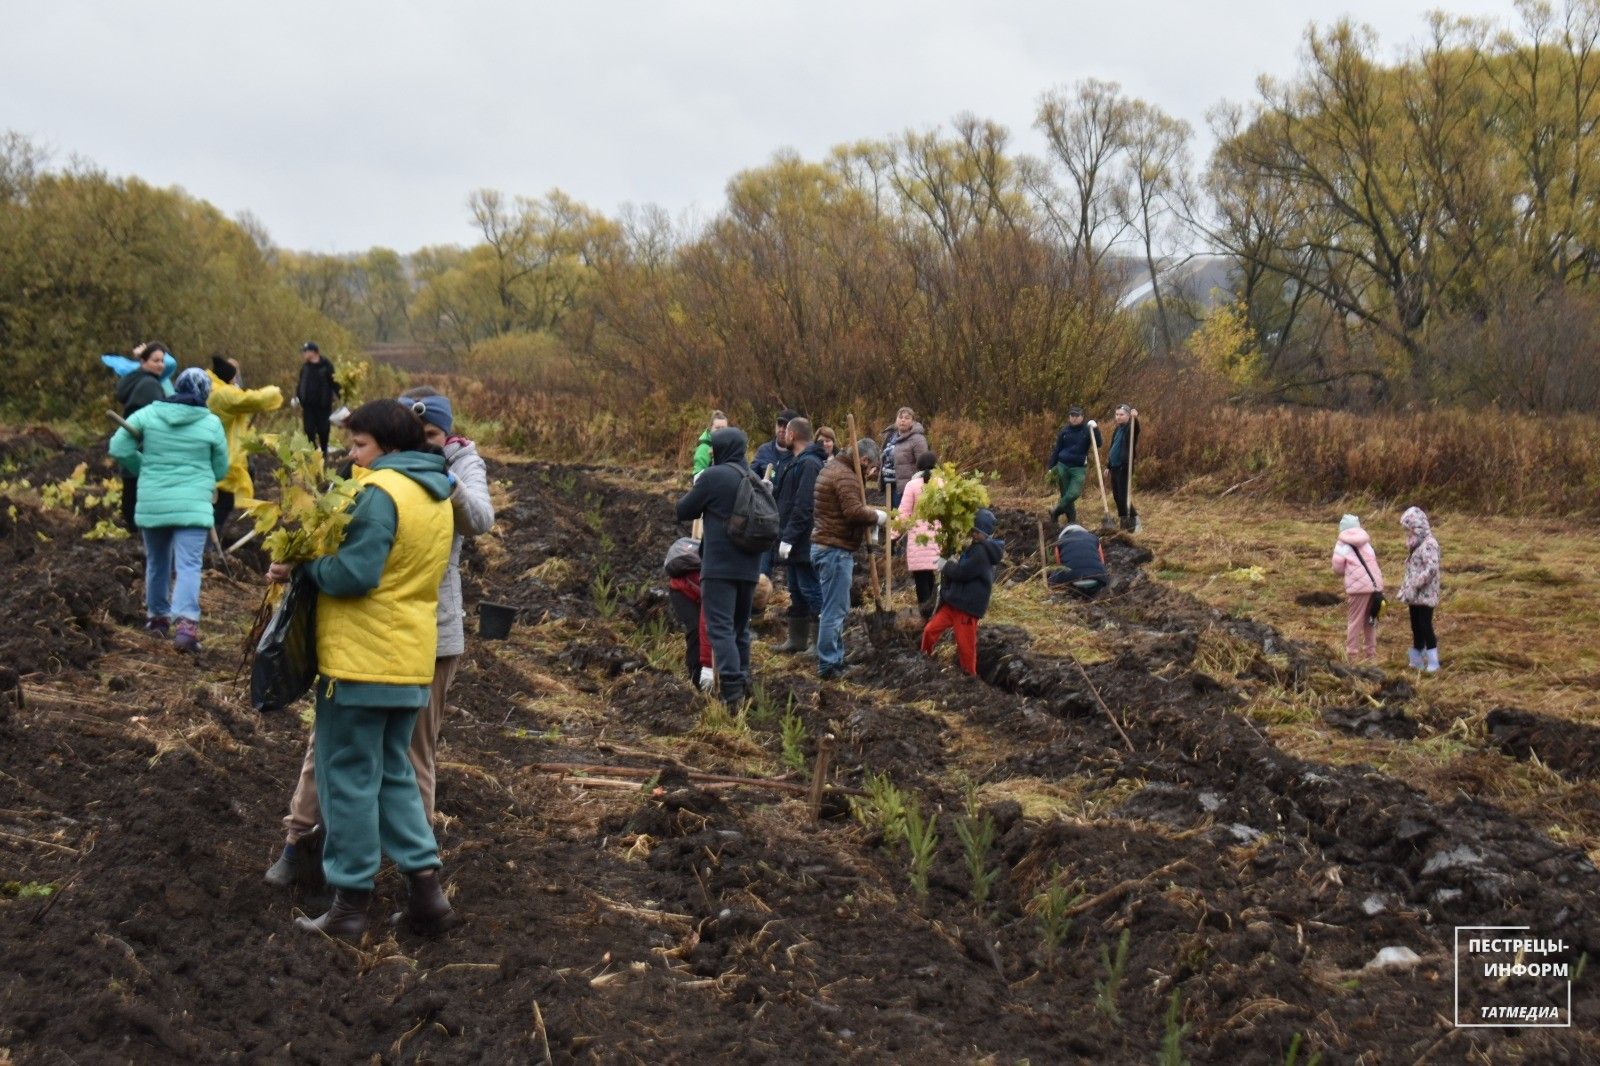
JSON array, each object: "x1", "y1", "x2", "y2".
[{"x1": 267, "y1": 400, "x2": 455, "y2": 938}]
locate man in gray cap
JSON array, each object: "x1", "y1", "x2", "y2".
[{"x1": 1047, "y1": 405, "x2": 1101, "y2": 525}]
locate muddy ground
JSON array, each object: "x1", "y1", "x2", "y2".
[{"x1": 2, "y1": 434, "x2": 1598, "y2": 1063}]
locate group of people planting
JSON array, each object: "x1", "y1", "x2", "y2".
[{"x1": 106, "y1": 343, "x2": 495, "y2": 938}]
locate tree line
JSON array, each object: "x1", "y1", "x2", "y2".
[{"x1": 4, "y1": 3, "x2": 1597, "y2": 425}]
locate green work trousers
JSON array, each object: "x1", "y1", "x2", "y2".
[
  {"x1": 1052, "y1": 465, "x2": 1087, "y2": 519},
  {"x1": 313, "y1": 685, "x2": 440, "y2": 889}
]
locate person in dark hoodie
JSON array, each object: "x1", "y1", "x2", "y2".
[
  {"x1": 773, "y1": 417, "x2": 825, "y2": 654},
  {"x1": 1047, "y1": 524, "x2": 1109, "y2": 599},
  {"x1": 1048, "y1": 405, "x2": 1101, "y2": 525},
  {"x1": 674, "y1": 427, "x2": 763, "y2": 706},
  {"x1": 265, "y1": 399, "x2": 456, "y2": 939},
  {"x1": 114, "y1": 342, "x2": 170, "y2": 530},
  {"x1": 919, "y1": 508, "x2": 1004, "y2": 676},
  {"x1": 294, "y1": 342, "x2": 341, "y2": 456}
]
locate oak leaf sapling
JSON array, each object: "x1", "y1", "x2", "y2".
[
  {"x1": 239, "y1": 431, "x2": 362, "y2": 566},
  {"x1": 908, "y1": 463, "x2": 990, "y2": 557}
]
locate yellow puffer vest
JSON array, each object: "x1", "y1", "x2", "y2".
[{"x1": 316, "y1": 467, "x2": 452, "y2": 684}]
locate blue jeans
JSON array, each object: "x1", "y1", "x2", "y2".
[
  {"x1": 811, "y1": 545, "x2": 854, "y2": 673},
  {"x1": 701, "y1": 577, "x2": 755, "y2": 703},
  {"x1": 141, "y1": 526, "x2": 208, "y2": 622},
  {"x1": 787, "y1": 556, "x2": 821, "y2": 618}
]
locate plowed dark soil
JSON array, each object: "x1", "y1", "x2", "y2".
[{"x1": 2, "y1": 442, "x2": 1597, "y2": 1063}]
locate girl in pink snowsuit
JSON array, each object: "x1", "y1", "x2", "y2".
[{"x1": 1331, "y1": 514, "x2": 1384, "y2": 662}]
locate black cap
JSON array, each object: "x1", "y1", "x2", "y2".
[
  {"x1": 1068, "y1": 404, "x2": 1084, "y2": 417},
  {"x1": 776, "y1": 409, "x2": 800, "y2": 425},
  {"x1": 301, "y1": 341, "x2": 319, "y2": 352}
]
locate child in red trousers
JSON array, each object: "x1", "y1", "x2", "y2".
[{"x1": 920, "y1": 509, "x2": 1004, "y2": 675}]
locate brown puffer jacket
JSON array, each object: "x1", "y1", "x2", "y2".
[{"x1": 811, "y1": 454, "x2": 879, "y2": 550}]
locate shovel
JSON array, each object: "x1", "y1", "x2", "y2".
[
  {"x1": 1087, "y1": 421, "x2": 1116, "y2": 532},
  {"x1": 1124, "y1": 413, "x2": 1141, "y2": 533}
]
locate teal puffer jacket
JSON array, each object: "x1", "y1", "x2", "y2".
[{"x1": 109, "y1": 401, "x2": 230, "y2": 529}]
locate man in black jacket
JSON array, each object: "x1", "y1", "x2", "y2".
[
  {"x1": 113, "y1": 342, "x2": 168, "y2": 530},
  {"x1": 294, "y1": 342, "x2": 340, "y2": 456},
  {"x1": 1047, "y1": 405, "x2": 1101, "y2": 524},
  {"x1": 772, "y1": 418, "x2": 825, "y2": 654},
  {"x1": 675, "y1": 428, "x2": 762, "y2": 706}
]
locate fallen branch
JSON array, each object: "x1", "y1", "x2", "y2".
[
  {"x1": 1069, "y1": 660, "x2": 1136, "y2": 753},
  {"x1": 1219, "y1": 470, "x2": 1270, "y2": 498},
  {"x1": 1065, "y1": 856, "x2": 1192, "y2": 919},
  {"x1": 0, "y1": 828, "x2": 80, "y2": 854},
  {"x1": 530, "y1": 762, "x2": 864, "y2": 797},
  {"x1": 531, "y1": 1000, "x2": 553, "y2": 1065}
]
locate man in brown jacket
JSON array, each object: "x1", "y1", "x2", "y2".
[{"x1": 810, "y1": 439, "x2": 886, "y2": 679}]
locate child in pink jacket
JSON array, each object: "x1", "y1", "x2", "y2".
[
  {"x1": 1331, "y1": 514, "x2": 1384, "y2": 662},
  {"x1": 897, "y1": 452, "x2": 942, "y2": 619}
]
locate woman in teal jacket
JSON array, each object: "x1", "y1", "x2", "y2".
[{"x1": 110, "y1": 368, "x2": 229, "y2": 652}]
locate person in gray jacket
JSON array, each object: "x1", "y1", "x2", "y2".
[{"x1": 267, "y1": 386, "x2": 496, "y2": 889}]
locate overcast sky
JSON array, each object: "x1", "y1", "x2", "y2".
[{"x1": 5, "y1": 0, "x2": 1519, "y2": 253}]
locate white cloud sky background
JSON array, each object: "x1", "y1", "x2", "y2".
[{"x1": 5, "y1": 0, "x2": 1520, "y2": 252}]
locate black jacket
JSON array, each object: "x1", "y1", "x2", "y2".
[
  {"x1": 296, "y1": 358, "x2": 340, "y2": 411},
  {"x1": 938, "y1": 537, "x2": 1005, "y2": 619},
  {"x1": 674, "y1": 428, "x2": 761, "y2": 583},
  {"x1": 1050, "y1": 526, "x2": 1107, "y2": 584},
  {"x1": 116, "y1": 369, "x2": 165, "y2": 416},
  {"x1": 1049, "y1": 423, "x2": 1102, "y2": 469},
  {"x1": 776, "y1": 441, "x2": 826, "y2": 553}
]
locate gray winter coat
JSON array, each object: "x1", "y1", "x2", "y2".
[{"x1": 436, "y1": 440, "x2": 496, "y2": 657}]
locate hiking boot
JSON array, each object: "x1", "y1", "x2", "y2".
[
  {"x1": 144, "y1": 617, "x2": 170, "y2": 638},
  {"x1": 173, "y1": 619, "x2": 201, "y2": 653},
  {"x1": 771, "y1": 616, "x2": 809, "y2": 654},
  {"x1": 390, "y1": 869, "x2": 456, "y2": 935},
  {"x1": 295, "y1": 887, "x2": 371, "y2": 939},
  {"x1": 265, "y1": 826, "x2": 325, "y2": 889}
]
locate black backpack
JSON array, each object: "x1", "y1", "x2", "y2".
[{"x1": 726, "y1": 468, "x2": 781, "y2": 553}]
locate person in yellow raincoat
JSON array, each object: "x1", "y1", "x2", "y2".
[{"x1": 207, "y1": 354, "x2": 283, "y2": 538}]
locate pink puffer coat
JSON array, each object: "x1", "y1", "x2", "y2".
[
  {"x1": 898, "y1": 473, "x2": 942, "y2": 572},
  {"x1": 1331, "y1": 527, "x2": 1384, "y2": 595}
]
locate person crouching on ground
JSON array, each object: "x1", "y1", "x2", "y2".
[
  {"x1": 1048, "y1": 523, "x2": 1108, "y2": 599},
  {"x1": 810, "y1": 438, "x2": 887, "y2": 680},
  {"x1": 920, "y1": 509, "x2": 1004, "y2": 676},
  {"x1": 665, "y1": 537, "x2": 715, "y2": 690},
  {"x1": 897, "y1": 450, "x2": 942, "y2": 619},
  {"x1": 1331, "y1": 514, "x2": 1384, "y2": 663},
  {"x1": 1397, "y1": 506, "x2": 1441, "y2": 673},
  {"x1": 675, "y1": 427, "x2": 762, "y2": 707},
  {"x1": 109, "y1": 367, "x2": 230, "y2": 652},
  {"x1": 266, "y1": 400, "x2": 456, "y2": 938}
]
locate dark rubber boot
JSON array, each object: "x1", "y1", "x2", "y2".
[
  {"x1": 295, "y1": 887, "x2": 371, "y2": 938},
  {"x1": 772, "y1": 616, "x2": 809, "y2": 654},
  {"x1": 391, "y1": 869, "x2": 457, "y2": 935},
  {"x1": 265, "y1": 825, "x2": 325, "y2": 889},
  {"x1": 802, "y1": 619, "x2": 818, "y2": 656}
]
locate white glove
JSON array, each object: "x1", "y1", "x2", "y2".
[
  {"x1": 874, "y1": 509, "x2": 888, "y2": 525},
  {"x1": 936, "y1": 556, "x2": 957, "y2": 572},
  {"x1": 778, "y1": 541, "x2": 791, "y2": 561},
  {"x1": 868, "y1": 526, "x2": 881, "y2": 546},
  {"x1": 1086, "y1": 419, "x2": 1097, "y2": 429},
  {"x1": 290, "y1": 396, "x2": 300, "y2": 408},
  {"x1": 698, "y1": 667, "x2": 715, "y2": 691}
]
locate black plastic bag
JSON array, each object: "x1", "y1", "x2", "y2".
[{"x1": 250, "y1": 571, "x2": 318, "y2": 712}]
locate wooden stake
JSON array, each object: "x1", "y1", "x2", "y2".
[
  {"x1": 809, "y1": 734, "x2": 836, "y2": 821},
  {"x1": 884, "y1": 484, "x2": 894, "y2": 604},
  {"x1": 1037, "y1": 519, "x2": 1051, "y2": 588}
]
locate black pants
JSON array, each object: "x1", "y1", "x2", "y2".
[
  {"x1": 302, "y1": 406, "x2": 332, "y2": 455},
  {"x1": 912, "y1": 570, "x2": 937, "y2": 616},
  {"x1": 120, "y1": 474, "x2": 139, "y2": 531},
  {"x1": 213, "y1": 490, "x2": 235, "y2": 540},
  {"x1": 1408, "y1": 605, "x2": 1437, "y2": 650},
  {"x1": 1109, "y1": 465, "x2": 1137, "y2": 521},
  {"x1": 669, "y1": 589, "x2": 703, "y2": 681},
  {"x1": 701, "y1": 577, "x2": 755, "y2": 704}
]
